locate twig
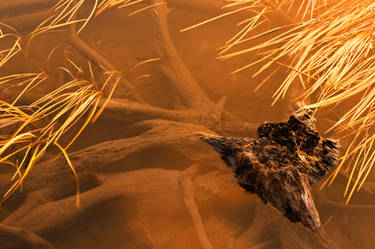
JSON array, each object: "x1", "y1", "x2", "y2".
[
  {"x1": 179, "y1": 165, "x2": 214, "y2": 249},
  {"x1": 0, "y1": 223, "x2": 55, "y2": 249}
]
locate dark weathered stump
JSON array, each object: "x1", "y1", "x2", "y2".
[{"x1": 199, "y1": 105, "x2": 339, "y2": 232}]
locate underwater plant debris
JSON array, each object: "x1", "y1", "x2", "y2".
[{"x1": 199, "y1": 105, "x2": 339, "y2": 232}]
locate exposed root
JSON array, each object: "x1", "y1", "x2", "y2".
[
  {"x1": 0, "y1": 223, "x2": 55, "y2": 249},
  {"x1": 179, "y1": 165, "x2": 214, "y2": 249}
]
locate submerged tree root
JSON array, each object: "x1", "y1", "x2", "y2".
[
  {"x1": 0, "y1": 223, "x2": 55, "y2": 249},
  {"x1": 0, "y1": 1, "x2": 343, "y2": 249},
  {"x1": 70, "y1": 23, "x2": 142, "y2": 102},
  {"x1": 70, "y1": 24, "x2": 257, "y2": 136},
  {"x1": 179, "y1": 165, "x2": 214, "y2": 249},
  {"x1": 6, "y1": 121, "x2": 215, "y2": 198}
]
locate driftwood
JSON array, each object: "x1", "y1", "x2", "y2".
[{"x1": 200, "y1": 106, "x2": 339, "y2": 232}]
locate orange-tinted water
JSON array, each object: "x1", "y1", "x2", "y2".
[{"x1": 0, "y1": 1, "x2": 375, "y2": 249}]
